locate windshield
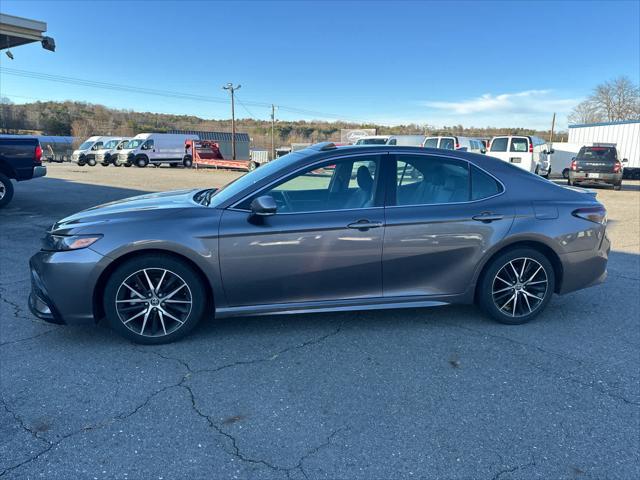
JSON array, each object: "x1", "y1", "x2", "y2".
[
  {"x1": 356, "y1": 138, "x2": 387, "y2": 145},
  {"x1": 78, "y1": 140, "x2": 95, "y2": 150},
  {"x1": 208, "y1": 151, "x2": 307, "y2": 208},
  {"x1": 125, "y1": 139, "x2": 144, "y2": 149},
  {"x1": 103, "y1": 140, "x2": 119, "y2": 149},
  {"x1": 577, "y1": 146, "x2": 617, "y2": 162}
]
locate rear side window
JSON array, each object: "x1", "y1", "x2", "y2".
[
  {"x1": 424, "y1": 138, "x2": 438, "y2": 148},
  {"x1": 440, "y1": 138, "x2": 455, "y2": 150},
  {"x1": 395, "y1": 155, "x2": 470, "y2": 205},
  {"x1": 471, "y1": 165, "x2": 503, "y2": 200},
  {"x1": 510, "y1": 138, "x2": 528, "y2": 152},
  {"x1": 490, "y1": 138, "x2": 508, "y2": 152}
]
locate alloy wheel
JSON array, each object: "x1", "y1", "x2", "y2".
[
  {"x1": 0, "y1": 183, "x2": 5, "y2": 200},
  {"x1": 491, "y1": 257, "x2": 548, "y2": 318},
  {"x1": 115, "y1": 268, "x2": 192, "y2": 337}
]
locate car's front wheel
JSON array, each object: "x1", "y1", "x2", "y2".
[
  {"x1": 104, "y1": 254, "x2": 207, "y2": 344},
  {"x1": 478, "y1": 248, "x2": 555, "y2": 325}
]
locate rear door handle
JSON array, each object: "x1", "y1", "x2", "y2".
[
  {"x1": 347, "y1": 219, "x2": 384, "y2": 230},
  {"x1": 472, "y1": 212, "x2": 504, "y2": 223}
]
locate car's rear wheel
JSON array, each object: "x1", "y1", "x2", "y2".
[
  {"x1": 87, "y1": 158, "x2": 97, "y2": 167},
  {"x1": 613, "y1": 182, "x2": 622, "y2": 191},
  {"x1": 562, "y1": 168, "x2": 570, "y2": 179},
  {"x1": 478, "y1": 248, "x2": 555, "y2": 325},
  {"x1": 0, "y1": 173, "x2": 15, "y2": 208},
  {"x1": 104, "y1": 255, "x2": 207, "y2": 344}
]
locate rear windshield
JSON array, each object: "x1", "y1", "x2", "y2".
[
  {"x1": 490, "y1": 138, "x2": 508, "y2": 152},
  {"x1": 510, "y1": 138, "x2": 529, "y2": 152},
  {"x1": 576, "y1": 146, "x2": 617, "y2": 162}
]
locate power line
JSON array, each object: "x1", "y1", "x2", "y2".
[{"x1": 0, "y1": 67, "x2": 360, "y2": 122}]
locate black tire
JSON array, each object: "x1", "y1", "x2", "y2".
[
  {"x1": 170, "y1": 163, "x2": 178, "y2": 168},
  {"x1": 183, "y1": 156, "x2": 193, "y2": 168},
  {"x1": 113, "y1": 158, "x2": 122, "y2": 167},
  {"x1": 135, "y1": 155, "x2": 148, "y2": 168},
  {"x1": 562, "y1": 168, "x2": 570, "y2": 179},
  {"x1": 124, "y1": 162, "x2": 132, "y2": 168},
  {"x1": 87, "y1": 157, "x2": 97, "y2": 167},
  {"x1": 478, "y1": 248, "x2": 555, "y2": 325},
  {"x1": 77, "y1": 159, "x2": 86, "y2": 166},
  {"x1": 613, "y1": 182, "x2": 622, "y2": 191},
  {"x1": 101, "y1": 162, "x2": 110, "y2": 167},
  {"x1": 0, "y1": 173, "x2": 15, "y2": 208},
  {"x1": 567, "y1": 178, "x2": 573, "y2": 186},
  {"x1": 248, "y1": 161, "x2": 257, "y2": 171},
  {"x1": 103, "y1": 254, "x2": 208, "y2": 344}
]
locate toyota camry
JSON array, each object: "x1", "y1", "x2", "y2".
[{"x1": 29, "y1": 143, "x2": 610, "y2": 343}]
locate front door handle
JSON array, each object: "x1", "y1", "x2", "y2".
[
  {"x1": 347, "y1": 219, "x2": 384, "y2": 230},
  {"x1": 472, "y1": 212, "x2": 504, "y2": 223}
]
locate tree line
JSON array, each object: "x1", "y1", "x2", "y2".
[{"x1": 1, "y1": 98, "x2": 565, "y2": 148}]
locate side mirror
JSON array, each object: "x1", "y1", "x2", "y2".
[
  {"x1": 571, "y1": 157, "x2": 576, "y2": 161},
  {"x1": 622, "y1": 158, "x2": 629, "y2": 163},
  {"x1": 250, "y1": 195, "x2": 277, "y2": 216},
  {"x1": 480, "y1": 148, "x2": 487, "y2": 154},
  {"x1": 549, "y1": 149, "x2": 555, "y2": 154}
]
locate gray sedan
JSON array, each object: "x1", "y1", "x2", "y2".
[{"x1": 29, "y1": 144, "x2": 610, "y2": 343}]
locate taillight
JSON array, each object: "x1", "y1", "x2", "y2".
[
  {"x1": 529, "y1": 142, "x2": 533, "y2": 153},
  {"x1": 572, "y1": 206, "x2": 607, "y2": 224},
  {"x1": 570, "y1": 160, "x2": 577, "y2": 171},
  {"x1": 35, "y1": 145, "x2": 43, "y2": 164},
  {"x1": 455, "y1": 143, "x2": 460, "y2": 149},
  {"x1": 613, "y1": 161, "x2": 621, "y2": 173}
]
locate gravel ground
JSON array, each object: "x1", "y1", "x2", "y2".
[{"x1": 1, "y1": 163, "x2": 639, "y2": 479}]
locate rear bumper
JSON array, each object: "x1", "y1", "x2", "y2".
[
  {"x1": 569, "y1": 171, "x2": 622, "y2": 185},
  {"x1": 558, "y1": 232, "x2": 610, "y2": 294},
  {"x1": 32, "y1": 165, "x2": 47, "y2": 179}
]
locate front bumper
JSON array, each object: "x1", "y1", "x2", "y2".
[
  {"x1": 29, "y1": 248, "x2": 106, "y2": 325},
  {"x1": 569, "y1": 171, "x2": 622, "y2": 185}
]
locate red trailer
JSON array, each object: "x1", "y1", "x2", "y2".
[{"x1": 185, "y1": 139, "x2": 257, "y2": 171}]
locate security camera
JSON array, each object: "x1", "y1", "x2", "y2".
[
  {"x1": 41, "y1": 36, "x2": 56, "y2": 52},
  {"x1": 5, "y1": 50, "x2": 14, "y2": 60}
]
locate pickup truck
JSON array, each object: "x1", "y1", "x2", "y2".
[{"x1": 0, "y1": 137, "x2": 47, "y2": 208}]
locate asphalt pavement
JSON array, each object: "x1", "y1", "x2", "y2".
[{"x1": 1, "y1": 164, "x2": 639, "y2": 479}]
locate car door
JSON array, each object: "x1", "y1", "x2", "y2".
[
  {"x1": 218, "y1": 153, "x2": 387, "y2": 307},
  {"x1": 382, "y1": 153, "x2": 514, "y2": 297}
]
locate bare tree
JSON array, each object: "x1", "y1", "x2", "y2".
[{"x1": 570, "y1": 76, "x2": 640, "y2": 124}]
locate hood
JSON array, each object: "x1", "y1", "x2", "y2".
[{"x1": 52, "y1": 189, "x2": 202, "y2": 233}]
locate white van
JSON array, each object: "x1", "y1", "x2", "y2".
[
  {"x1": 96, "y1": 138, "x2": 130, "y2": 167},
  {"x1": 386, "y1": 135, "x2": 426, "y2": 146},
  {"x1": 354, "y1": 135, "x2": 390, "y2": 145},
  {"x1": 118, "y1": 133, "x2": 199, "y2": 168},
  {"x1": 423, "y1": 136, "x2": 486, "y2": 154},
  {"x1": 488, "y1": 135, "x2": 553, "y2": 177},
  {"x1": 72, "y1": 136, "x2": 119, "y2": 166}
]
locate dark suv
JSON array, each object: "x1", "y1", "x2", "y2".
[{"x1": 568, "y1": 146, "x2": 623, "y2": 190}]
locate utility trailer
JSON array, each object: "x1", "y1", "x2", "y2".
[{"x1": 185, "y1": 140, "x2": 265, "y2": 171}]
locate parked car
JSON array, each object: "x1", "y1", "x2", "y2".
[
  {"x1": 355, "y1": 135, "x2": 390, "y2": 145},
  {"x1": 386, "y1": 135, "x2": 426, "y2": 146},
  {"x1": 72, "y1": 136, "x2": 120, "y2": 166},
  {"x1": 97, "y1": 138, "x2": 131, "y2": 167},
  {"x1": 117, "y1": 133, "x2": 199, "y2": 168},
  {"x1": 29, "y1": 143, "x2": 609, "y2": 344},
  {"x1": 568, "y1": 145, "x2": 624, "y2": 190},
  {"x1": 0, "y1": 136, "x2": 47, "y2": 208},
  {"x1": 423, "y1": 136, "x2": 486, "y2": 153},
  {"x1": 488, "y1": 135, "x2": 553, "y2": 177}
]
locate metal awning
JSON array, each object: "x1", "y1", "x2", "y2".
[{"x1": 0, "y1": 13, "x2": 54, "y2": 51}]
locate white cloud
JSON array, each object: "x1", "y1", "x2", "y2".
[{"x1": 419, "y1": 89, "x2": 581, "y2": 129}]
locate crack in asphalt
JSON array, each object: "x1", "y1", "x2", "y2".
[
  {"x1": 491, "y1": 455, "x2": 537, "y2": 480},
  {"x1": 182, "y1": 383, "x2": 345, "y2": 479},
  {"x1": 0, "y1": 329, "x2": 56, "y2": 348},
  {"x1": 442, "y1": 322, "x2": 640, "y2": 407}
]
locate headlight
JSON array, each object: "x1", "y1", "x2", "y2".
[{"x1": 42, "y1": 234, "x2": 103, "y2": 251}]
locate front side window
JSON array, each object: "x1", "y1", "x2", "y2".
[
  {"x1": 91, "y1": 142, "x2": 103, "y2": 150},
  {"x1": 395, "y1": 155, "x2": 470, "y2": 205},
  {"x1": 440, "y1": 138, "x2": 455, "y2": 150},
  {"x1": 143, "y1": 140, "x2": 154, "y2": 150},
  {"x1": 490, "y1": 138, "x2": 508, "y2": 152},
  {"x1": 239, "y1": 156, "x2": 380, "y2": 213},
  {"x1": 510, "y1": 137, "x2": 528, "y2": 152}
]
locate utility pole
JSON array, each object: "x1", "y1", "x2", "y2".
[
  {"x1": 549, "y1": 112, "x2": 556, "y2": 144},
  {"x1": 270, "y1": 104, "x2": 277, "y2": 160},
  {"x1": 223, "y1": 83, "x2": 241, "y2": 160}
]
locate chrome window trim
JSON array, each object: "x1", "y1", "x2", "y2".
[
  {"x1": 229, "y1": 151, "x2": 387, "y2": 213},
  {"x1": 389, "y1": 152, "x2": 506, "y2": 208}
]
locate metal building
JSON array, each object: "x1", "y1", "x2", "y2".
[
  {"x1": 0, "y1": 13, "x2": 55, "y2": 53},
  {"x1": 568, "y1": 120, "x2": 639, "y2": 177},
  {"x1": 168, "y1": 130, "x2": 250, "y2": 160}
]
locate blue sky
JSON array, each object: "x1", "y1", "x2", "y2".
[{"x1": 1, "y1": 0, "x2": 638, "y2": 129}]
